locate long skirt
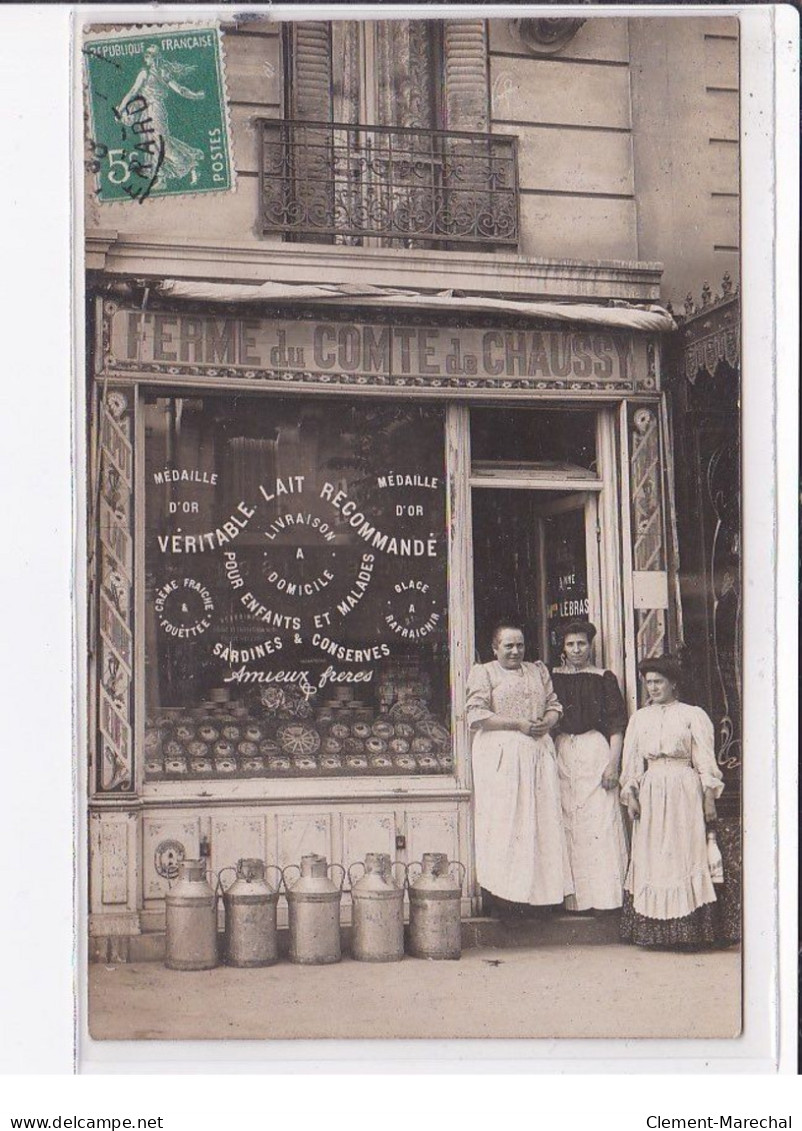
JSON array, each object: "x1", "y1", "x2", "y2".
[
  {"x1": 621, "y1": 758, "x2": 718, "y2": 947},
  {"x1": 555, "y1": 731, "x2": 628, "y2": 911},
  {"x1": 472, "y1": 730, "x2": 574, "y2": 905}
]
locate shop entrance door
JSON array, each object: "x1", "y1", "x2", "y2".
[{"x1": 471, "y1": 488, "x2": 601, "y2": 669}]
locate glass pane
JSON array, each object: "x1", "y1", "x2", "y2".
[
  {"x1": 544, "y1": 507, "x2": 590, "y2": 666},
  {"x1": 470, "y1": 406, "x2": 597, "y2": 472},
  {"x1": 144, "y1": 392, "x2": 451, "y2": 780},
  {"x1": 471, "y1": 489, "x2": 545, "y2": 665},
  {"x1": 472, "y1": 491, "x2": 590, "y2": 669}
]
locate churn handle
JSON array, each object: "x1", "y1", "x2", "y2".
[
  {"x1": 280, "y1": 864, "x2": 301, "y2": 892},
  {"x1": 264, "y1": 864, "x2": 283, "y2": 891},
  {"x1": 158, "y1": 847, "x2": 178, "y2": 890},
  {"x1": 448, "y1": 860, "x2": 466, "y2": 889},
  {"x1": 406, "y1": 860, "x2": 423, "y2": 889},
  {"x1": 328, "y1": 862, "x2": 347, "y2": 891},
  {"x1": 390, "y1": 860, "x2": 408, "y2": 887},
  {"x1": 347, "y1": 861, "x2": 365, "y2": 891}
]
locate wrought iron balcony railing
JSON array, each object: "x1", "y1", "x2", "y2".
[{"x1": 258, "y1": 119, "x2": 519, "y2": 249}]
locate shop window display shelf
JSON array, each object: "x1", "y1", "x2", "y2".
[{"x1": 145, "y1": 695, "x2": 453, "y2": 783}]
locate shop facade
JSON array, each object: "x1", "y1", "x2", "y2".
[{"x1": 88, "y1": 288, "x2": 682, "y2": 947}]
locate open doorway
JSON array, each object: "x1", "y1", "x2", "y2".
[
  {"x1": 471, "y1": 488, "x2": 599, "y2": 668},
  {"x1": 469, "y1": 405, "x2": 604, "y2": 669}
]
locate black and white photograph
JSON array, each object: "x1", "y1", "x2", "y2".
[{"x1": 78, "y1": 6, "x2": 751, "y2": 1045}]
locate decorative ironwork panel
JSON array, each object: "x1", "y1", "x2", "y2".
[
  {"x1": 680, "y1": 285, "x2": 740, "y2": 387},
  {"x1": 259, "y1": 119, "x2": 519, "y2": 248},
  {"x1": 94, "y1": 388, "x2": 135, "y2": 793}
]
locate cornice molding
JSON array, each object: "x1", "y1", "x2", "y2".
[
  {"x1": 86, "y1": 229, "x2": 664, "y2": 302},
  {"x1": 85, "y1": 228, "x2": 119, "y2": 271}
]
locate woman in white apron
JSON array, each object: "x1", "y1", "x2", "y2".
[
  {"x1": 467, "y1": 623, "x2": 574, "y2": 911},
  {"x1": 551, "y1": 620, "x2": 629, "y2": 913}
]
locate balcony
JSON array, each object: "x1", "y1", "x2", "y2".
[{"x1": 258, "y1": 119, "x2": 519, "y2": 250}]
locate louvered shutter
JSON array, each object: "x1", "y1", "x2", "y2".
[
  {"x1": 442, "y1": 20, "x2": 490, "y2": 131},
  {"x1": 287, "y1": 22, "x2": 333, "y2": 242},
  {"x1": 438, "y1": 20, "x2": 493, "y2": 245},
  {"x1": 288, "y1": 21, "x2": 332, "y2": 121}
]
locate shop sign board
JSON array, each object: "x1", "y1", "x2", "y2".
[{"x1": 99, "y1": 304, "x2": 658, "y2": 394}]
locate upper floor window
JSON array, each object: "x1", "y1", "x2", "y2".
[
  {"x1": 328, "y1": 21, "x2": 441, "y2": 135},
  {"x1": 258, "y1": 20, "x2": 519, "y2": 250}
]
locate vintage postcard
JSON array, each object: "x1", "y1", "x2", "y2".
[{"x1": 80, "y1": 7, "x2": 746, "y2": 1044}]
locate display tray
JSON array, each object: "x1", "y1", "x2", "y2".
[{"x1": 143, "y1": 763, "x2": 453, "y2": 781}]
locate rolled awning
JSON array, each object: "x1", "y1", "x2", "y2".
[{"x1": 155, "y1": 279, "x2": 676, "y2": 333}]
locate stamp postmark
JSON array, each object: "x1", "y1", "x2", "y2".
[{"x1": 83, "y1": 24, "x2": 234, "y2": 203}]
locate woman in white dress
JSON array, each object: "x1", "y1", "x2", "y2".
[
  {"x1": 466, "y1": 623, "x2": 574, "y2": 913},
  {"x1": 619, "y1": 655, "x2": 724, "y2": 947},
  {"x1": 551, "y1": 621, "x2": 629, "y2": 912},
  {"x1": 116, "y1": 46, "x2": 206, "y2": 188}
]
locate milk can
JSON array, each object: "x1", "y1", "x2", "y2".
[
  {"x1": 164, "y1": 859, "x2": 218, "y2": 971},
  {"x1": 283, "y1": 854, "x2": 346, "y2": 965},
  {"x1": 220, "y1": 858, "x2": 282, "y2": 968},
  {"x1": 407, "y1": 853, "x2": 465, "y2": 960},
  {"x1": 348, "y1": 853, "x2": 405, "y2": 962}
]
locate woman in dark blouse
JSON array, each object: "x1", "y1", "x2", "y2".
[{"x1": 551, "y1": 621, "x2": 629, "y2": 912}]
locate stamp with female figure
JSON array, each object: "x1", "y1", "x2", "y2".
[{"x1": 83, "y1": 24, "x2": 234, "y2": 202}]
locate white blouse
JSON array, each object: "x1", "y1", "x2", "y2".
[
  {"x1": 466, "y1": 660, "x2": 562, "y2": 731},
  {"x1": 619, "y1": 701, "x2": 724, "y2": 803}
]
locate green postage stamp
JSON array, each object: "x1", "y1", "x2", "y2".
[{"x1": 83, "y1": 24, "x2": 234, "y2": 202}]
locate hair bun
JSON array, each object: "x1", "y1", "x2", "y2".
[
  {"x1": 637, "y1": 654, "x2": 682, "y2": 684},
  {"x1": 559, "y1": 620, "x2": 597, "y2": 644}
]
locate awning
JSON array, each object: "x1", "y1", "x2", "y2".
[{"x1": 155, "y1": 279, "x2": 676, "y2": 334}]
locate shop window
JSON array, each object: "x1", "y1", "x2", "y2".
[
  {"x1": 143, "y1": 392, "x2": 451, "y2": 781},
  {"x1": 259, "y1": 20, "x2": 518, "y2": 249}
]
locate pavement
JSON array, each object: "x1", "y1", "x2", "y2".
[{"x1": 88, "y1": 943, "x2": 741, "y2": 1041}]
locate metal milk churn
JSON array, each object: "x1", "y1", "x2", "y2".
[
  {"x1": 164, "y1": 859, "x2": 218, "y2": 971},
  {"x1": 283, "y1": 854, "x2": 346, "y2": 965},
  {"x1": 348, "y1": 853, "x2": 405, "y2": 962},
  {"x1": 221, "y1": 858, "x2": 282, "y2": 968},
  {"x1": 407, "y1": 853, "x2": 465, "y2": 960}
]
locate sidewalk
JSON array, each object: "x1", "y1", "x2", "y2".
[{"x1": 88, "y1": 943, "x2": 741, "y2": 1041}]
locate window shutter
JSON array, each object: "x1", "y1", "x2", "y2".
[
  {"x1": 442, "y1": 20, "x2": 490, "y2": 131},
  {"x1": 441, "y1": 22, "x2": 500, "y2": 247},
  {"x1": 288, "y1": 21, "x2": 332, "y2": 121},
  {"x1": 286, "y1": 22, "x2": 333, "y2": 242}
]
